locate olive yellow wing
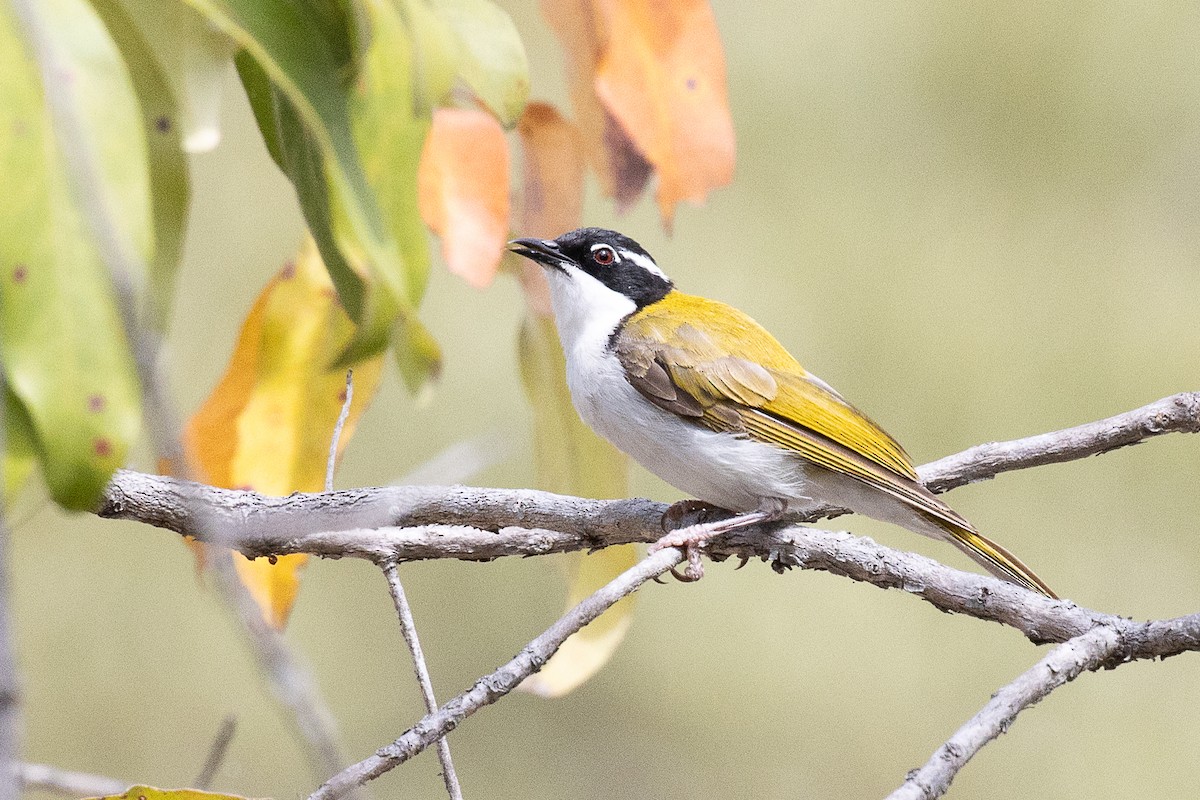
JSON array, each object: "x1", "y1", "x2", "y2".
[
  {"x1": 614, "y1": 291, "x2": 1055, "y2": 597},
  {"x1": 614, "y1": 292, "x2": 918, "y2": 482}
]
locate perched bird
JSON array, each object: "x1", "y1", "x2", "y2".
[{"x1": 508, "y1": 228, "x2": 1055, "y2": 597}]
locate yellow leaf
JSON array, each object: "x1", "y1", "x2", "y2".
[
  {"x1": 86, "y1": 786, "x2": 261, "y2": 800},
  {"x1": 522, "y1": 539, "x2": 637, "y2": 698},
  {"x1": 417, "y1": 107, "x2": 511, "y2": 288},
  {"x1": 516, "y1": 316, "x2": 636, "y2": 698},
  {"x1": 183, "y1": 237, "x2": 384, "y2": 628}
]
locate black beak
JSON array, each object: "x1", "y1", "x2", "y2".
[{"x1": 508, "y1": 237, "x2": 569, "y2": 271}]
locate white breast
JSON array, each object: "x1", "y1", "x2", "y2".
[{"x1": 544, "y1": 268, "x2": 809, "y2": 512}]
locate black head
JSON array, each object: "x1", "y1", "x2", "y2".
[{"x1": 508, "y1": 227, "x2": 673, "y2": 308}]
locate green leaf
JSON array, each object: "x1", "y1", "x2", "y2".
[
  {"x1": 397, "y1": 0, "x2": 460, "y2": 117},
  {"x1": 0, "y1": 0, "x2": 144, "y2": 510},
  {"x1": 88, "y1": 0, "x2": 192, "y2": 333},
  {"x1": 236, "y1": 51, "x2": 367, "y2": 323},
  {"x1": 517, "y1": 315, "x2": 634, "y2": 697},
  {"x1": 234, "y1": 49, "x2": 284, "y2": 172},
  {"x1": 427, "y1": 0, "x2": 530, "y2": 127},
  {"x1": 201, "y1": 0, "x2": 438, "y2": 381},
  {"x1": 352, "y1": 0, "x2": 433, "y2": 306},
  {"x1": 110, "y1": 0, "x2": 237, "y2": 154},
  {"x1": 3, "y1": 387, "x2": 37, "y2": 506}
]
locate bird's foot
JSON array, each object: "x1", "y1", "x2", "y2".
[
  {"x1": 651, "y1": 498, "x2": 787, "y2": 582},
  {"x1": 659, "y1": 499, "x2": 726, "y2": 533},
  {"x1": 654, "y1": 500, "x2": 728, "y2": 582}
]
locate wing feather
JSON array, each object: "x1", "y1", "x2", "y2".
[
  {"x1": 614, "y1": 292, "x2": 1057, "y2": 598},
  {"x1": 615, "y1": 293, "x2": 918, "y2": 480}
]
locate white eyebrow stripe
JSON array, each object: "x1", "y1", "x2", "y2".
[
  {"x1": 622, "y1": 249, "x2": 668, "y2": 280},
  {"x1": 590, "y1": 243, "x2": 621, "y2": 263}
]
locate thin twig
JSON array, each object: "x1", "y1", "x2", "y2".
[
  {"x1": 193, "y1": 714, "x2": 237, "y2": 790},
  {"x1": 330, "y1": 369, "x2": 462, "y2": 796},
  {"x1": 311, "y1": 563, "x2": 1200, "y2": 800},
  {"x1": 15, "y1": 763, "x2": 128, "y2": 798},
  {"x1": 309, "y1": 548, "x2": 685, "y2": 800},
  {"x1": 382, "y1": 563, "x2": 463, "y2": 800},
  {"x1": 886, "y1": 611, "x2": 1200, "y2": 800},
  {"x1": 326, "y1": 370, "x2": 353, "y2": 493}
]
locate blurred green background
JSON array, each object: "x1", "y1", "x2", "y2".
[{"x1": 13, "y1": 0, "x2": 1200, "y2": 797}]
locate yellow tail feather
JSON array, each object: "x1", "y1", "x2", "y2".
[{"x1": 934, "y1": 521, "x2": 1057, "y2": 598}]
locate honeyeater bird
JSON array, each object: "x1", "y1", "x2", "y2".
[{"x1": 508, "y1": 228, "x2": 1056, "y2": 597}]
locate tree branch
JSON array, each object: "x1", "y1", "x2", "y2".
[
  {"x1": 308, "y1": 548, "x2": 684, "y2": 800},
  {"x1": 94, "y1": 394, "x2": 1197, "y2": 645},
  {"x1": 313, "y1": 550, "x2": 1200, "y2": 800},
  {"x1": 887, "y1": 611, "x2": 1200, "y2": 800},
  {"x1": 89, "y1": 394, "x2": 1200, "y2": 798},
  {"x1": 919, "y1": 392, "x2": 1200, "y2": 493},
  {"x1": 97, "y1": 392, "x2": 1200, "y2": 559}
]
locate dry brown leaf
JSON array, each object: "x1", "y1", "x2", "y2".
[
  {"x1": 418, "y1": 107, "x2": 511, "y2": 288},
  {"x1": 539, "y1": 0, "x2": 649, "y2": 206},
  {"x1": 541, "y1": 0, "x2": 735, "y2": 223},
  {"x1": 516, "y1": 102, "x2": 586, "y2": 317},
  {"x1": 594, "y1": 0, "x2": 734, "y2": 222}
]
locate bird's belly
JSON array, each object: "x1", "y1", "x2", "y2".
[{"x1": 567, "y1": 353, "x2": 807, "y2": 512}]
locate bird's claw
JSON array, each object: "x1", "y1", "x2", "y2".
[{"x1": 665, "y1": 544, "x2": 705, "y2": 582}]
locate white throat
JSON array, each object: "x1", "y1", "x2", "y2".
[{"x1": 544, "y1": 267, "x2": 637, "y2": 356}]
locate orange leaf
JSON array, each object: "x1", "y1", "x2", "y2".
[
  {"x1": 184, "y1": 237, "x2": 384, "y2": 628},
  {"x1": 516, "y1": 102, "x2": 586, "y2": 317},
  {"x1": 594, "y1": 0, "x2": 734, "y2": 222},
  {"x1": 540, "y1": 0, "x2": 650, "y2": 207},
  {"x1": 417, "y1": 107, "x2": 511, "y2": 288},
  {"x1": 541, "y1": 0, "x2": 735, "y2": 223}
]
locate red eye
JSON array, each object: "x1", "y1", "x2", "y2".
[{"x1": 592, "y1": 246, "x2": 615, "y2": 265}]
